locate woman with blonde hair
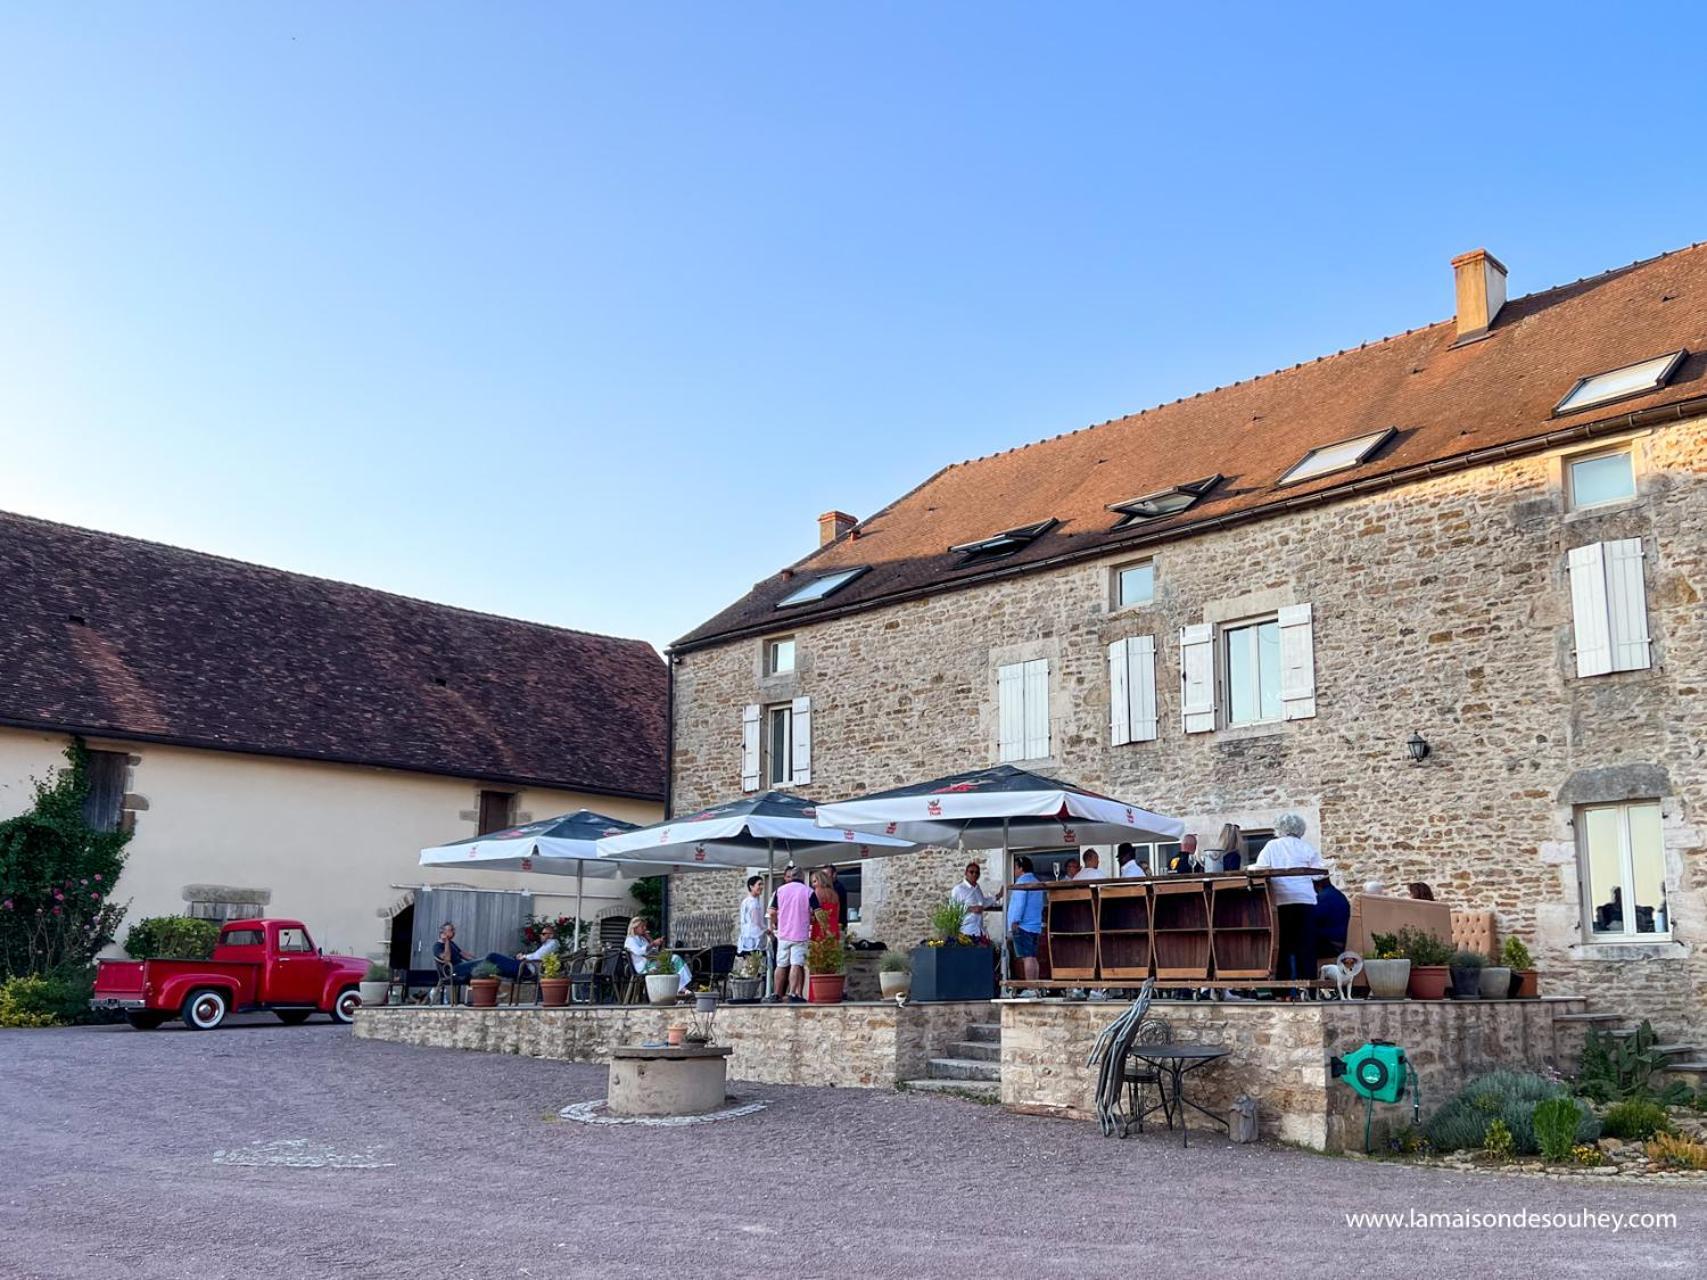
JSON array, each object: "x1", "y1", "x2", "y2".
[
  {"x1": 809, "y1": 869, "x2": 841, "y2": 940},
  {"x1": 624, "y1": 915, "x2": 692, "y2": 995}
]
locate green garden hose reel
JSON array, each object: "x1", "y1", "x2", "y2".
[{"x1": 1331, "y1": 1040, "x2": 1420, "y2": 1152}]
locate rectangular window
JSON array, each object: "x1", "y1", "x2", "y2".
[
  {"x1": 997, "y1": 659, "x2": 1050, "y2": 762},
  {"x1": 1567, "y1": 449, "x2": 1636, "y2": 510},
  {"x1": 477, "y1": 790, "x2": 516, "y2": 835},
  {"x1": 1568, "y1": 540, "x2": 1651, "y2": 677},
  {"x1": 764, "y1": 636, "x2": 796, "y2": 675},
  {"x1": 81, "y1": 750, "x2": 127, "y2": 833},
  {"x1": 1114, "y1": 561, "x2": 1154, "y2": 608},
  {"x1": 1223, "y1": 618, "x2": 1282, "y2": 725},
  {"x1": 765, "y1": 703, "x2": 794, "y2": 786},
  {"x1": 838, "y1": 863, "x2": 864, "y2": 923},
  {"x1": 1579, "y1": 800, "x2": 1668, "y2": 940},
  {"x1": 276, "y1": 926, "x2": 314, "y2": 953}
]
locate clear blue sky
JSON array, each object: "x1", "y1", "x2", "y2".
[{"x1": 3, "y1": 4, "x2": 1703, "y2": 649}]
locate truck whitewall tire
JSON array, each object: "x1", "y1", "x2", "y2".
[
  {"x1": 182, "y1": 989, "x2": 228, "y2": 1031},
  {"x1": 332, "y1": 987, "x2": 361, "y2": 1024}
]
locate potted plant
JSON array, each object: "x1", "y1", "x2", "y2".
[
  {"x1": 1362, "y1": 933, "x2": 1411, "y2": 1000},
  {"x1": 908, "y1": 900, "x2": 995, "y2": 1002},
  {"x1": 1448, "y1": 949, "x2": 1486, "y2": 999},
  {"x1": 645, "y1": 949, "x2": 682, "y2": 1005},
  {"x1": 666, "y1": 1024, "x2": 686, "y2": 1047},
  {"x1": 1478, "y1": 946, "x2": 1512, "y2": 1000},
  {"x1": 358, "y1": 960, "x2": 391, "y2": 1008},
  {"x1": 806, "y1": 912, "x2": 847, "y2": 1003},
  {"x1": 468, "y1": 960, "x2": 501, "y2": 1008},
  {"x1": 1501, "y1": 935, "x2": 1539, "y2": 998},
  {"x1": 1397, "y1": 927, "x2": 1453, "y2": 999},
  {"x1": 538, "y1": 950, "x2": 570, "y2": 1007},
  {"x1": 728, "y1": 951, "x2": 765, "y2": 1003},
  {"x1": 878, "y1": 949, "x2": 912, "y2": 1000}
]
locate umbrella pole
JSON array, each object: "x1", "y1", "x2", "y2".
[
  {"x1": 574, "y1": 863, "x2": 584, "y2": 952},
  {"x1": 765, "y1": 840, "x2": 777, "y2": 1001}
]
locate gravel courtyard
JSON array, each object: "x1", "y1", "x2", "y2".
[{"x1": 3, "y1": 1020, "x2": 1701, "y2": 1279}]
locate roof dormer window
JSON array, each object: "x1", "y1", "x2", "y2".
[
  {"x1": 1107, "y1": 475, "x2": 1222, "y2": 528},
  {"x1": 949, "y1": 519, "x2": 1058, "y2": 562},
  {"x1": 1277, "y1": 427, "x2": 1396, "y2": 486},
  {"x1": 1554, "y1": 350, "x2": 1686, "y2": 416},
  {"x1": 776, "y1": 566, "x2": 868, "y2": 608}
]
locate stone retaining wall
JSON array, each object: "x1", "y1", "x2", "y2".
[
  {"x1": 1000, "y1": 996, "x2": 1589, "y2": 1152},
  {"x1": 354, "y1": 1000, "x2": 977, "y2": 1089}
]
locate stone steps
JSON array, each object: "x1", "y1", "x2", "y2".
[
  {"x1": 926, "y1": 1055, "x2": 1001, "y2": 1082},
  {"x1": 1552, "y1": 1012, "x2": 1624, "y2": 1025},
  {"x1": 899, "y1": 1078, "x2": 1001, "y2": 1100},
  {"x1": 945, "y1": 1039, "x2": 1001, "y2": 1062},
  {"x1": 1661, "y1": 1061, "x2": 1707, "y2": 1077},
  {"x1": 964, "y1": 1021, "x2": 1001, "y2": 1044}
]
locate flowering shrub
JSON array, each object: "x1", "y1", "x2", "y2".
[
  {"x1": 0, "y1": 744, "x2": 131, "y2": 979},
  {"x1": 522, "y1": 913, "x2": 583, "y2": 949}
]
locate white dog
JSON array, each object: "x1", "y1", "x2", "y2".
[{"x1": 1319, "y1": 951, "x2": 1364, "y2": 1000}]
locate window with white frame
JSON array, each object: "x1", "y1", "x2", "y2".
[
  {"x1": 1179, "y1": 605, "x2": 1315, "y2": 733},
  {"x1": 1566, "y1": 448, "x2": 1637, "y2": 511},
  {"x1": 764, "y1": 636, "x2": 796, "y2": 675},
  {"x1": 742, "y1": 698, "x2": 811, "y2": 790},
  {"x1": 997, "y1": 659, "x2": 1050, "y2": 762},
  {"x1": 1568, "y1": 539, "x2": 1651, "y2": 677},
  {"x1": 1113, "y1": 561, "x2": 1154, "y2": 609},
  {"x1": 765, "y1": 703, "x2": 794, "y2": 785},
  {"x1": 1579, "y1": 800, "x2": 1669, "y2": 939},
  {"x1": 1223, "y1": 617, "x2": 1282, "y2": 725}
]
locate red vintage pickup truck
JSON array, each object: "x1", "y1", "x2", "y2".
[{"x1": 92, "y1": 918, "x2": 369, "y2": 1030}]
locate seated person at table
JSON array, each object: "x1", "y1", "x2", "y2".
[
  {"x1": 432, "y1": 921, "x2": 469, "y2": 973},
  {"x1": 625, "y1": 917, "x2": 692, "y2": 993},
  {"x1": 457, "y1": 923, "x2": 559, "y2": 980}
]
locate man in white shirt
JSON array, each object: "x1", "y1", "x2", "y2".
[
  {"x1": 950, "y1": 862, "x2": 1002, "y2": 939},
  {"x1": 1117, "y1": 844, "x2": 1146, "y2": 878},
  {"x1": 1073, "y1": 849, "x2": 1107, "y2": 880},
  {"x1": 1252, "y1": 814, "x2": 1326, "y2": 991},
  {"x1": 469, "y1": 923, "x2": 560, "y2": 980}
]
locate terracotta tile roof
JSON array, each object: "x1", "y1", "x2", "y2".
[
  {"x1": 0, "y1": 512, "x2": 667, "y2": 798},
  {"x1": 678, "y1": 243, "x2": 1707, "y2": 650}
]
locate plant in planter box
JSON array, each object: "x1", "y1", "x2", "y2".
[
  {"x1": 806, "y1": 911, "x2": 847, "y2": 1004},
  {"x1": 537, "y1": 949, "x2": 570, "y2": 1007},
  {"x1": 645, "y1": 948, "x2": 683, "y2": 1005},
  {"x1": 1448, "y1": 949, "x2": 1485, "y2": 999},
  {"x1": 929, "y1": 899, "x2": 969, "y2": 945},
  {"x1": 1396, "y1": 927, "x2": 1454, "y2": 999},
  {"x1": 468, "y1": 961, "x2": 501, "y2": 1007},
  {"x1": 358, "y1": 960, "x2": 392, "y2": 1008},
  {"x1": 1362, "y1": 933, "x2": 1412, "y2": 1000},
  {"x1": 878, "y1": 948, "x2": 912, "y2": 999},
  {"x1": 1500, "y1": 935, "x2": 1538, "y2": 998},
  {"x1": 910, "y1": 902, "x2": 996, "y2": 1002}
]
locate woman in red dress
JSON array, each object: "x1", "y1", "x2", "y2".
[{"x1": 810, "y1": 869, "x2": 841, "y2": 939}]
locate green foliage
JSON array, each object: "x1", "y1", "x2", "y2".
[
  {"x1": 1370, "y1": 932, "x2": 1404, "y2": 961},
  {"x1": 1393, "y1": 926, "x2": 1453, "y2": 967},
  {"x1": 1649, "y1": 1133, "x2": 1707, "y2": 1170},
  {"x1": 1383, "y1": 1124, "x2": 1431, "y2": 1155},
  {"x1": 1482, "y1": 1118, "x2": 1515, "y2": 1159},
  {"x1": 0, "y1": 743, "x2": 132, "y2": 978},
  {"x1": 1449, "y1": 950, "x2": 1486, "y2": 971},
  {"x1": 123, "y1": 916, "x2": 220, "y2": 961},
  {"x1": 930, "y1": 899, "x2": 967, "y2": 942},
  {"x1": 1599, "y1": 1099, "x2": 1673, "y2": 1141},
  {"x1": 471, "y1": 961, "x2": 499, "y2": 980},
  {"x1": 0, "y1": 967, "x2": 100, "y2": 1027},
  {"x1": 1500, "y1": 936, "x2": 1533, "y2": 970},
  {"x1": 364, "y1": 960, "x2": 392, "y2": 982},
  {"x1": 629, "y1": 878, "x2": 665, "y2": 928},
  {"x1": 645, "y1": 947, "x2": 677, "y2": 976},
  {"x1": 1426, "y1": 1071, "x2": 1597, "y2": 1155},
  {"x1": 538, "y1": 951, "x2": 563, "y2": 980},
  {"x1": 1533, "y1": 1097, "x2": 1586, "y2": 1162},
  {"x1": 733, "y1": 950, "x2": 766, "y2": 979},
  {"x1": 879, "y1": 949, "x2": 911, "y2": 973},
  {"x1": 1576, "y1": 1021, "x2": 1692, "y2": 1105},
  {"x1": 806, "y1": 914, "x2": 846, "y2": 974},
  {"x1": 1570, "y1": 1143, "x2": 1606, "y2": 1167}
]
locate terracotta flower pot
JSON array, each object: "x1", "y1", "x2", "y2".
[
  {"x1": 807, "y1": 973, "x2": 846, "y2": 1004},
  {"x1": 539, "y1": 977, "x2": 570, "y2": 1007},
  {"x1": 1510, "y1": 969, "x2": 1540, "y2": 999},
  {"x1": 1407, "y1": 965, "x2": 1450, "y2": 1000},
  {"x1": 667, "y1": 1025, "x2": 685, "y2": 1047},
  {"x1": 468, "y1": 977, "x2": 500, "y2": 1008}
]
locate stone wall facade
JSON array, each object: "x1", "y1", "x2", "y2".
[
  {"x1": 671, "y1": 417, "x2": 1707, "y2": 1041},
  {"x1": 1000, "y1": 997, "x2": 1589, "y2": 1152},
  {"x1": 354, "y1": 1000, "x2": 976, "y2": 1089}
]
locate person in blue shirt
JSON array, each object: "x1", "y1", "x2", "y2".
[
  {"x1": 1007, "y1": 856, "x2": 1045, "y2": 991},
  {"x1": 1313, "y1": 875, "x2": 1351, "y2": 958}
]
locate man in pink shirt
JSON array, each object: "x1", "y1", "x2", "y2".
[{"x1": 768, "y1": 865, "x2": 813, "y2": 1003}]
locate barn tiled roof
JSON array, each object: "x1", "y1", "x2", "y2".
[
  {"x1": 0, "y1": 512, "x2": 667, "y2": 798},
  {"x1": 677, "y1": 242, "x2": 1707, "y2": 650}
]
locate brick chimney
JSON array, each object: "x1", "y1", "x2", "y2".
[
  {"x1": 818, "y1": 511, "x2": 858, "y2": 546},
  {"x1": 1451, "y1": 248, "x2": 1507, "y2": 341}
]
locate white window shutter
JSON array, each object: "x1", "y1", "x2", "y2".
[
  {"x1": 790, "y1": 696, "x2": 812, "y2": 785},
  {"x1": 1108, "y1": 639, "x2": 1132, "y2": 746},
  {"x1": 997, "y1": 663, "x2": 1023, "y2": 762},
  {"x1": 1604, "y1": 538, "x2": 1652, "y2": 673},
  {"x1": 1179, "y1": 624, "x2": 1216, "y2": 734},
  {"x1": 1568, "y1": 543, "x2": 1614, "y2": 677},
  {"x1": 1022, "y1": 659, "x2": 1050, "y2": 760},
  {"x1": 1129, "y1": 634, "x2": 1158, "y2": 742},
  {"x1": 1277, "y1": 603, "x2": 1317, "y2": 721},
  {"x1": 740, "y1": 703, "x2": 761, "y2": 791}
]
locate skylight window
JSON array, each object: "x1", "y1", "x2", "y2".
[
  {"x1": 1107, "y1": 475, "x2": 1223, "y2": 527},
  {"x1": 1277, "y1": 427, "x2": 1396, "y2": 486},
  {"x1": 1554, "y1": 350, "x2": 1686, "y2": 416},
  {"x1": 949, "y1": 519, "x2": 1057, "y2": 561},
  {"x1": 775, "y1": 567, "x2": 867, "y2": 608}
]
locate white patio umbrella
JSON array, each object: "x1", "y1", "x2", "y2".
[{"x1": 419, "y1": 809, "x2": 682, "y2": 949}]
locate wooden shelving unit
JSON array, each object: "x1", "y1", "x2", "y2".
[
  {"x1": 1096, "y1": 883, "x2": 1152, "y2": 980},
  {"x1": 1150, "y1": 880, "x2": 1211, "y2": 979},
  {"x1": 1209, "y1": 876, "x2": 1276, "y2": 979},
  {"x1": 1045, "y1": 886, "x2": 1097, "y2": 980}
]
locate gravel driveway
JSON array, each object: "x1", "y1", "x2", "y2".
[{"x1": 2, "y1": 1019, "x2": 1701, "y2": 1279}]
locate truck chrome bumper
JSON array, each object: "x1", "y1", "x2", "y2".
[{"x1": 91, "y1": 997, "x2": 146, "y2": 1011}]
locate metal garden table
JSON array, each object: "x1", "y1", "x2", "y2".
[{"x1": 1125, "y1": 1042, "x2": 1231, "y2": 1146}]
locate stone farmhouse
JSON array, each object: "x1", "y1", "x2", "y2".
[
  {"x1": 0, "y1": 512, "x2": 667, "y2": 963},
  {"x1": 668, "y1": 243, "x2": 1707, "y2": 1041}
]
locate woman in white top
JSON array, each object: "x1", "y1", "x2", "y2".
[
  {"x1": 624, "y1": 916, "x2": 692, "y2": 993},
  {"x1": 1252, "y1": 814, "x2": 1326, "y2": 990},
  {"x1": 737, "y1": 875, "x2": 767, "y2": 954}
]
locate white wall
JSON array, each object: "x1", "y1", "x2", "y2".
[{"x1": 0, "y1": 727, "x2": 662, "y2": 958}]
